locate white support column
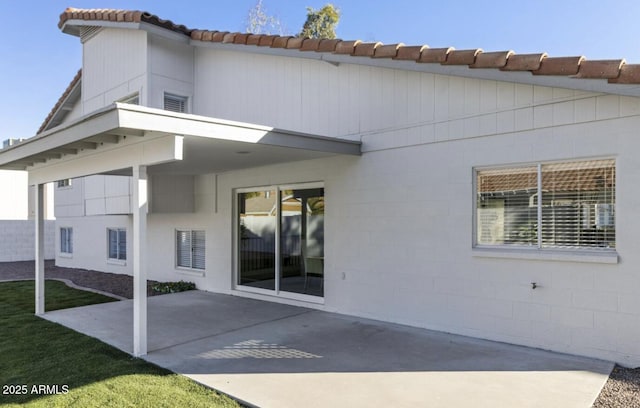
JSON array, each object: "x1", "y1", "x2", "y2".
[
  {"x1": 35, "y1": 183, "x2": 45, "y2": 315},
  {"x1": 133, "y1": 165, "x2": 148, "y2": 356}
]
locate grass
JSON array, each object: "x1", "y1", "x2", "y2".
[{"x1": 0, "y1": 280, "x2": 240, "y2": 407}]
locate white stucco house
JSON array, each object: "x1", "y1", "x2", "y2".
[{"x1": 2, "y1": 8, "x2": 640, "y2": 364}]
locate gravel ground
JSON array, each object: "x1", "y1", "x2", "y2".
[
  {"x1": 593, "y1": 365, "x2": 640, "y2": 408},
  {"x1": 1, "y1": 260, "x2": 638, "y2": 406},
  {"x1": 0, "y1": 260, "x2": 161, "y2": 299}
]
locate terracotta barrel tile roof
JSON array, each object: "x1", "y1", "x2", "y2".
[
  {"x1": 443, "y1": 49, "x2": 483, "y2": 65},
  {"x1": 258, "y1": 35, "x2": 277, "y2": 47},
  {"x1": 418, "y1": 47, "x2": 453, "y2": 63},
  {"x1": 222, "y1": 33, "x2": 236, "y2": 43},
  {"x1": 57, "y1": 7, "x2": 640, "y2": 86},
  {"x1": 211, "y1": 31, "x2": 228, "y2": 42},
  {"x1": 533, "y1": 56, "x2": 585, "y2": 76},
  {"x1": 609, "y1": 64, "x2": 640, "y2": 84},
  {"x1": 232, "y1": 33, "x2": 251, "y2": 45},
  {"x1": 246, "y1": 34, "x2": 262, "y2": 46},
  {"x1": 575, "y1": 60, "x2": 625, "y2": 79},
  {"x1": 373, "y1": 43, "x2": 404, "y2": 59},
  {"x1": 285, "y1": 37, "x2": 304, "y2": 49},
  {"x1": 299, "y1": 38, "x2": 321, "y2": 51},
  {"x1": 352, "y1": 42, "x2": 382, "y2": 57},
  {"x1": 334, "y1": 40, "x2": 361, "y2": 54},
  {"x1": 317, "y1": 39, "x2": 341, "y2": 53},
  {"x1": 270, "y1": 36, "x2": 291, "y2": 48},
  {"x1": 471, "y1": 51, "x2": 514, "y2": 69},
  {"x1": 500, "y1": 53, "x2": 547, "y2": 71},
  {"x1": 394, "y1": 45, "x2": 428, "y2": 61}
]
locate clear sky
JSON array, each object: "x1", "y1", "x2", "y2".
[{"x1": 3, "y1": 0, "x2": 640, "y2": 139}]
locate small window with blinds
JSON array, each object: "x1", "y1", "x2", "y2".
[
  {"x1": 176, "y1": 229, "x2": 205, "y2": 270},
  {"x1": 107, "y1": 228, "x2": 127, "y2": 261},
  {"x1": 476, "y1": 159, "x2": 615, "y2": 250},
  {"x1": 164, "y1": 93, "x2": 188, "y2": 113},
  {"x1": 60, "y1": 227, "x2": 73, "y2": 254}
]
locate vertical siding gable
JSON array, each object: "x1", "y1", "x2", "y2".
[{"x1": 82, "y1": 28, "x2": 147, "y2": 112}]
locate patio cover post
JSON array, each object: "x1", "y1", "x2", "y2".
[
  {"x1": 34, "y1": 183, "x2": 45, "y2": 315},
  {"x1": 133, "y1": 165, "x2": 148, "y2": 357}
]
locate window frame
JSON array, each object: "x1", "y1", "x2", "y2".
[
  {"x1": 57, "y1": 179, "x2": 72, "y2": 189},
  {"x1": 107, "y1": 228, "x2": 127, "y2": 264},
  {"x1": 175, "y1": 229, "x2": 206, "y2": 272},
  {"x1": 233, "y1": 181, "x2": 326, "y2": 304},
  {"x1": 473, "y1": 158, "x2": 617, "y2": 255},
  {"x1": 59, "y1": 227, "x2": 73, "y2": 257}
]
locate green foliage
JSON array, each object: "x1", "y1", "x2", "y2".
[
  {"x1": 299, "y1": 4, "x2": 340, "y2": 39},
  {"x1": 152, "y1": 280, "x2": 197, "y2": 294},
  {"x1": 0, "y1": 281, "x2": 238, "y2": 407}
]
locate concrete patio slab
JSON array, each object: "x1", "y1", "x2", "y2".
[{"x1": 43, "y1": 290, "x2": 613, "y2": 408}]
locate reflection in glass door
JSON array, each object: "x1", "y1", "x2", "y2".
[
  {"x1": 238, "y1": 190, "x2": 277, "y2": 290},
  {"x1": 280, "y1": 188, "x2": 324, "y2": 297},
  {"x1": 236, "y1": 185, "x2": 324, "y2": 298}
]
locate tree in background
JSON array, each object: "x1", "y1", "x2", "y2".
[
  {"x1": 299, "y1": 4, "x2": 340, "y2": 39},
  {"x1": 245, "y1": 0, "x2": 286, "y2": 35}
]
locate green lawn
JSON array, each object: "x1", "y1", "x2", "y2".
[{"x1": 0, "y1": 280, "x2": 240, "y2": 407}]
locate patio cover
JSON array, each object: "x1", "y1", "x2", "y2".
[{"x1": 0, "y1": 103, "x2": 361, "y2": 356}]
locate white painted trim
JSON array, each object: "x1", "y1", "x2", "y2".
[
  {"x1": 132, "y1": 165, "x2": 148, "y2": 357},
  {"x1": 175, "y1": 268, "x2": 205, "y2": 278},
  {"x1": 34, "y1": 184, "x2": 44, "y2": 315},
  {"x1": 472, "y1": 248, "x2": 619, "y2": 264}
]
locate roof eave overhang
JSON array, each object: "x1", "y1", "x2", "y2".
[
  {"x1": 193, "y1": 41, "x2": 640, "y2": 98},
  {"x1": 0, "y1": 104, "x2": 361, "y2": 184},
  {"x1": 61, "y1": 20, "x2": 141, "y2": 36},
  {"x1": 62, "y1": 20, "x2": 190, "y2": 43}
]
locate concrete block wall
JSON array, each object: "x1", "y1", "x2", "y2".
[{"x1": 0, "y1": 220, "x2": 55, "y2": 261}]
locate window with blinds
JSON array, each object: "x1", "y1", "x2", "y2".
[
  {"x1": 108, "y1": 228, "x2": 127, "y2": 260},
  {"x1": 176, "y1": 230, "x2": 205, "y2": 270},
  {"x1": 164, "y1": 93, "x2": 188, "y2": 113},
  {"x1": 60, "y1": 227, "x2": 73, "y2": 254},
  {"x1": 476, "y1": 159, "x2": 615, "y2": 250}
]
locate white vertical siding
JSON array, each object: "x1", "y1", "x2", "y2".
[
  {"x1": 82, "y1": 28, "x2": 147, "y2": 114},
  {"x1": 148, "y1": 35, "x2": 194, "y2": 110}
]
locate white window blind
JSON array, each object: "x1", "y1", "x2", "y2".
[
  {"x1": 108, "y1": 228, "x2": 126, "y2": 260},
  {"x1": 476, "y1": 159, "x2": 615, "y2": 250},
  {"x1": 176, "y1": 230, "x2": 205, "y2": 270},
  {"x1": 164, "y1": 93, "x2": 187, "y2": 113},
  {"x1": 60, "y1": 227, "x2": 72, "y2": 254}
]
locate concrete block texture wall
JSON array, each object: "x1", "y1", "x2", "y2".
[{"x1": 0, "y1": 220, "x2": 54, "y2": 261}]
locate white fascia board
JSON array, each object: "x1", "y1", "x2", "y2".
[
  {"x1": 0, "y1": 105, "x2": 120, "y2": 166},
  {"x1": 139, "y1": 22, "x2": 190, "y2": 43},
  {"x1": 116, "y1": 103, "x2": 361, "y2": 155},
  {"x1": 28, "y1": 134, "x2": 182, "y2": 185},
  {"x1": 193, "y1": 41, "x2": 640, "y2": 98}
]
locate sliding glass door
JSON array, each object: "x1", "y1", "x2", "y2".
[
  {"x1": 237, "y1": 184, "x2": 324, "y2": 298},
  {"x1": 238, "y1": 190, "x2": 277, "y2": 290}
]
